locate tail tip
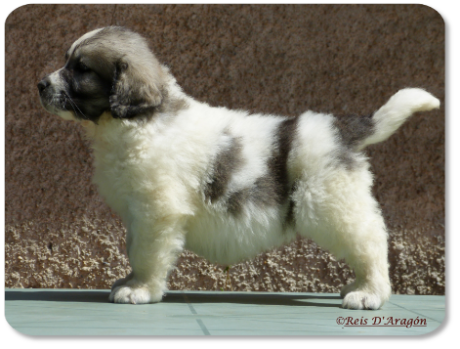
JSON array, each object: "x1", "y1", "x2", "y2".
[{"x1": 393, "y1": 88, "x2": 441, "y2": 112}]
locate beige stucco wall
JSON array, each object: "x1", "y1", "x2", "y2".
[{"x1": 5, "y1": 4, "x2": 445, "y2": 295}]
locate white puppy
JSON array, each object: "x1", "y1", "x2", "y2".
[{"x1": 38, "y1": 26, "x2": 440, "y2": 309}]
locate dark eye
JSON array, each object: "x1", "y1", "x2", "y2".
[{"x1": 78, "y1": 61, "x2": 91, "y2": 72}]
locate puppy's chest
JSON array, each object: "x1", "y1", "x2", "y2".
[
  {"x1": 90, "y1": 131, "x2": 202, "y2": 217},
  {"x1": 92, "y1": 137, "x2": 166, "y2": 200}
]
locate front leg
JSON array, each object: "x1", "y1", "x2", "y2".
[{"x1": 109, "y1": 218, "x2": 186, "y2": 304}]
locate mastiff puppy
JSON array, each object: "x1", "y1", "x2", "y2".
[{"x1": 38, "y1": 26, "x2": 440, "y2": 308}]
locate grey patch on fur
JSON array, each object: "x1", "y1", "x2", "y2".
[
  {"x1": 266, "y1": 116, "x2": 299, "y2": 203},
  {"x1": 226, "y1": 116, "x2": 299, "y2": 217},
  {"x1": 334, "y1": 113, "x2": 374, "y2": 169},
  {"x1": 285, "y1": 200, "x2": 296, "y2": 227},
  {"x1": 335, "y1": 149, "x2": 358, "y2": 171},
  {"x1": 204, "y1": 136, "x2": 244, "y2": 203},
  {"x1": 226, "y1": 177, "x2": 281, "y2": 216},
  {"x1": 227, "y1": 188, "x2": 250, "y2": 216},
  {"x1": 284, "y1": 180, "x2": 299, "y2": 228},
  {"x1": 252, "y1": 177, "x2": 282, "y2": 206},
  {"x1": 334, "y1": 113, "x2": 375, "y2": 148}
]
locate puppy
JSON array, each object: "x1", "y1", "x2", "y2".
[{"x1": 38, "y1": 26, "x2": 440, "y2": 309}]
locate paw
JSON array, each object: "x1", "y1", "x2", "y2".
[
  {"x1": 109, "y1": 283, "x2": 163, "y2": 305},
  {"x1": 342, "y1": 291, "x2": 384, "y2": 310}
]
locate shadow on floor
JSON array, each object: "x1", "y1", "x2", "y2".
[
  {"x1": 5, "y1": 290, "x2": 111, "y2": 303},
  {"x1": 5, "y1": 290, "x2": 342, "y2": 308},
  {"x1": 164, "y1": 292, "x2": 342, "y2": 308}
]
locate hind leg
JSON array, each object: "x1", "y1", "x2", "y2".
[{"x1": 294, "y1": 169, "x2": 391, "y2": 310}]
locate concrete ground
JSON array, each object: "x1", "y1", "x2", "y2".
[{"x1": 5, "y1": 289, "x2": 445, "y2": 336}]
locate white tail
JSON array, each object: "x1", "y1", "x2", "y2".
[{"x1": 359, "y1": 88, "x2": 440, "y2": 150}]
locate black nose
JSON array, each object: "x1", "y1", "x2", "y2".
[{"x1": 37, "y1": 78, "x2": 50, "y2": 93}]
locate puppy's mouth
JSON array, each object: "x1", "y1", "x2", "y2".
[
  {"x1": 38, "y1": 79, "x2": 62, "y2": 109},
  {"x1": 39, "y1": 91, "x2": 64, "y2": 112},
  {"x1": 38, "y1": 79, "x2": 79, "y2": 120}
]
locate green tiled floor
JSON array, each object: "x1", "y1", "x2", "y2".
[{"x1": 5, "y1": 289, "x2": 445, "y2": 336}]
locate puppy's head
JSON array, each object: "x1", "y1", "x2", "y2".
[{"x1": 38, "y1": 26, "x2": 165, "y2": 122}]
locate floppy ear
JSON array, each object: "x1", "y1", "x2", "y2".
[{"x1": 109, "y1": 59, "x2": 164, "y2": 119}]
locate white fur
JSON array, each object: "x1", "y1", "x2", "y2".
[{"x1": 40, "y1": 29, "x2": 440, "y2": 309}]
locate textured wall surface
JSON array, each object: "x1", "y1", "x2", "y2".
[{"x1": 5, "y1": 4, "x2": 445, "y2": 295}]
